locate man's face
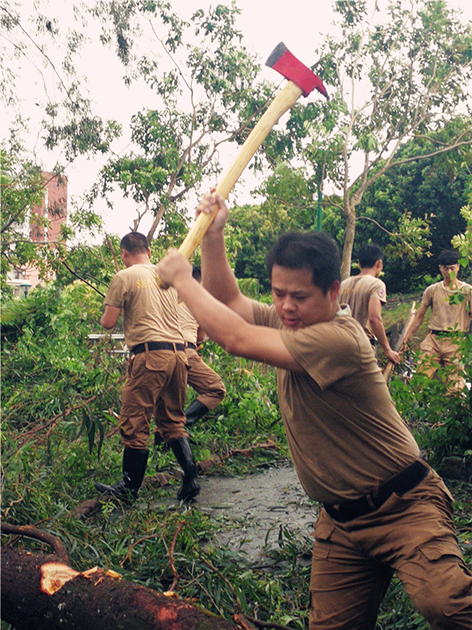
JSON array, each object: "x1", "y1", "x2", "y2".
[
  {"x1": 439, "y1": 263, "x2": 459, "y2": 285},
  {"x1": 271, "y1": 264, "x2": 338, "y2": 331}
]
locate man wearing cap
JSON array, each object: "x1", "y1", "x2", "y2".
[{"x1": 405, "y1": 249, "x2": 472, "y2": 393}]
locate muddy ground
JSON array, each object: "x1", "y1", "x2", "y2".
[{"x1": 191, "y1": 462, "x2": 319, "y2": 565}]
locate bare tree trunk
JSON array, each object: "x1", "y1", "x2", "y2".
[
  {"x1": 341, "y1": 204, "x2": 356, "y2": 281},
  {"x1": 1, "y1": 547, "x2": 239, "y2": 630},
  {"x1": 147, "y1": 203, "x2": 166, "y2": 243}
]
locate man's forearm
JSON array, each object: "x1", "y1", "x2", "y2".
[
  {"x1": 100, "y1": 305, "x2": 121, "y2": 329},
  {"x1": 404, "y1": 311, "x2": 425, "y2": 344},
  {"x1": 370, "y1": 318, "x2": 391, "y2": 353}
]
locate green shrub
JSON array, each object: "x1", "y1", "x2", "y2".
[
  {"x1": 390, "y1": 332, "x2": 472, "y2": 465},
  {"x1": 2, "y1": 285, "x2": 471, "y2": 629}
]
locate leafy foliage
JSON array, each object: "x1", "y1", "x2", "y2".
[
  {"x1": 0, "y1": 1, "x2": 121, "y2": 161},
  {"x1": 85, "y1": 0, "x2": 275, "y2": 240},
  {"x1": 227, "y1": 164, "x2": 344, "y2": 291},
  {"x1": 0, "y1": 133, "x2": 67, "y2": 296},
  {"x1": 2, "y1": 278, "x2": 471, "y2": 629},
  {"x1": 1, "y1": 282, "x2": 123, "y2": 441},
  {"x1": 353, "y1": 127, "x2": 471, "y2": 292},
  {"x1": 284, "y1": 0, "x2": 472, "y2": 277},
  {"x1": 390, "y1": 331, "x2": 472, "y2": 464},
  {"x1": 452, "y1": 204, "x2": 472, "y2": 276},
  {"x1": 0, "y1": 121, "x2": 112, "y2": 299},
  {"x1": 223, "y1": 129, "x2": 470, "y2": 293}
]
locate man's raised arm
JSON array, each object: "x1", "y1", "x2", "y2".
[
  {"x1": 156, "y1": 250, "x2": 302, "y2": 372},
  {"x1": 198, "y1": 192, "x2": 256, "y2": 324}
]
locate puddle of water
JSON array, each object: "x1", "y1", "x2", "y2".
[{"x1": 195, "y1": 463, "x2": 319, "y2": 565}]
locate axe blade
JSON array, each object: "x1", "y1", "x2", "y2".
[{"x1": 266, "y1": 42, "x2": 328, "y2": 99}]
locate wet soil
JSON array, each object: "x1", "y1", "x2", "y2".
[{"x1": 194, "y1": 462, "x2": 319, "y2": 565}]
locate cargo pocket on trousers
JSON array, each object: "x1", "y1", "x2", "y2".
[
  {"x1": 418, "y1": 540, "x2": 471, "y2": 617},
  {"x1": 127, "y1": 355, "x2": 135, "y2": 377},
  {"x1": 420, "y1": 539, "x2": 466, "y2": 565},
  {"x1": 312, "y1": 515, "x2": 335, "y2": 560}
]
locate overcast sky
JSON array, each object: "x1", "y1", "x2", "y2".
[{"x1": 3, "y1": 0, "x2": 472, "y2": 238}]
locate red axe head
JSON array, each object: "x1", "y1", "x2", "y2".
[{"x1": 266, "y1": 42, "x2": 328, "y2": 99}]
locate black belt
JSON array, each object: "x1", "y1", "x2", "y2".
[
  {"x1": 324, "y1": 460, "x2": 430, "y2": 523},
  {"x1": 131, "y1": 341, "x2": 185, "y2": 354},
  {"x1": 185, "y1": 342, "x2": 197, "y2": 350},
  {"x1": 430, "y1": 329, "x2": 453, "y2": 337}
]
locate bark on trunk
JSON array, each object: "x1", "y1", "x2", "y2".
[
  {"x1": 341, "y1": 206, "x2": 356, "y2": 281},
  {"x1": 1, "y1": 547, "x2": 239, "y2": 630}
]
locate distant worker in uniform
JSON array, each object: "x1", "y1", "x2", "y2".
[
  {"x1": 94, "y1": 232, "x2": 200, "y2": 504},
  {"x1": 179, "y1": 266, "x2": 226, "y2": 427},
  {"x1": 405, "y1": 249, "x2": 472, "y2": 393},
  {"x1": 153, "y1": 265, "x2": 226, "y2": 445},
  {"x1": 339, "y1": 244, "x2": 400, "y2": 364}
]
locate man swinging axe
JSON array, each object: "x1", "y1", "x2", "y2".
[{"x1": 155, "y1": 52, "x2": 472, "y2": 630}]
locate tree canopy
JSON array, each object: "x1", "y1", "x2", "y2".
[
  {"x1": 285, "y1": 0, "x2": 472, "y2": 277},
  {"x1": 1, "y1": 0, "x2": 471, "y2": 291}
]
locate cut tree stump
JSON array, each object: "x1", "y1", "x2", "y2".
[{"x1": 1, "y1": 546, "x2": 241, "y2": 630}]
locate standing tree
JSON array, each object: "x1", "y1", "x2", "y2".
[
  {"x1": 294, "y1": 0, "x2": 472, "y2": 278},
  {"x1": 353, "y1": 122, "x2": 472, "y2": 292},
  {"x1": 0, "y1": 1, "x2": 122, "y2": 164},
  {"x1": 0, "y1": 1, "x2": 121, "y2": 288},
  {"x1": 85, "y1": 1, "x2": 275, "y2": 241},
  {"x1": 1, "y1": 1, "x2": 274, "y2": 284}
]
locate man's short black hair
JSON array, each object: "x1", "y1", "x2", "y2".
[
  {"x1": 120, "y1": 232, "x2": 149, "y2": 255},
  {"x1": 438, "y1": 249, "x2": 459, "y2": 266},
  {"x1": 265, "y1": 231, "x2": 341, "y2": 295},
  {"x1": 358, "y1": 244, "x2": 384, "y2": 269}
]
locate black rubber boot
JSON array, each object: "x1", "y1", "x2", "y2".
[
  {"x1": 154, "y1": 432, "x2": 170, "y2": 450},
  {"x1": 94, "y1": 448, "x2": 149, "y2": 503},
  {"x1": 185, "y1": 400, "x2": 209, "y2": 427},
  {"x1": 168, "y1": 437, "x2": 200, "y2": 502}
]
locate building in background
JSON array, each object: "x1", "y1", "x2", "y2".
[{"x1": 8, "y1": 172, "x2": 68, "y2": 297}]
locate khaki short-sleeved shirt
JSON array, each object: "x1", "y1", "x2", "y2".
[
  {"x1": 253, "y1": 303, "x2": 419, "y2": 505},
  {"x1": 178, "y1": 302, "x2": 199, "y2": 345},
  {"x1": 103, "y1": 264, "x2": 183, "y2": 349},
  {"x1": 339, "y1": 275, "x2": 387, "y2": 339},
  {"x1": 422, "y1": 281, "x2": 472, "y2": 332}
]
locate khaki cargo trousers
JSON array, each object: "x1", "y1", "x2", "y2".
[
  {"x1": 419, "y1": 332, "x2": 466, "y2": 393},
  {"x1": 119, "y1": 349, "x2": 188, "y2": 448},
  {"x1": 184, "y1": 346, "x2": 226, "y2": 410},
  {"x1": 310, "y1": 469, "x2": 472, "y2": 629}
]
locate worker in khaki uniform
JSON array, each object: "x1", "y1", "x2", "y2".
[
  {"x1": 94, "y1": 232, "x2": 200, "y2": 504},
  {"x1": 405, "y1": 249, "x2": 471, "y2": 393},
  {"x1": 339, "y1": 244, "x2": 400, "y2": 364},
  {"x1": 178, "y1": 266, "x2": 226, "y2": 426},
  {"x1": 157, "y1": 192, "x2": 472, "y2": 630},
  {"x1": 154, "y1": 266, "x2": 225, "y2": 445}
]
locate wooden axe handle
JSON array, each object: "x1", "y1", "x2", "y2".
[
  {"x1": 383, "y1": 301, "x2": 416, "y2": 381},
  {"x1": 155, "y1": 80, "x2": 304, "y2": 288}
]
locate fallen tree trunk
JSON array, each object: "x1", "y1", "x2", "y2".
[{"x1": 1, "y1": 546, "x2": 240, "y2": 630}]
